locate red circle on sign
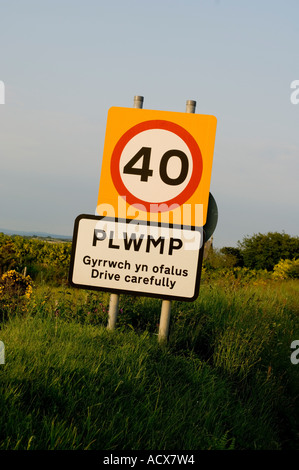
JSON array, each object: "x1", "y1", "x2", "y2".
[{"x1": 110, "y1": 120, "x2": 203, "y2": 213}]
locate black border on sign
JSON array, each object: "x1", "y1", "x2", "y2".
[{"x1": 68, "y1": 214, "x2": 205, "y2": 302}]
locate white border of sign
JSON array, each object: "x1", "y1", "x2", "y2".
[{"x1": 69, "y1": 215, "x2": 205, "y2": 302}]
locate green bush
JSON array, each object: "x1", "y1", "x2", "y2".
[
  {"x1": 0, "y1": 233, "x2": 71, "y2": 285},
  {"x1": 0, "y1": 270, "x2": 33, "y2": 321},
  {"x1": 273, "y1": 259, "x2": 299, "y2": 280},
  {"x1": 238, "y1": 232, "x2": 299, "y2": 271}
]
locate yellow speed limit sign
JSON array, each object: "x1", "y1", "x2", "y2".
[{"x1": 96, "y1": 107, "x2": 217, "y2": 227}]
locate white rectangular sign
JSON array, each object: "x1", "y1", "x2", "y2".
[{"x1": 69, "y1": 215, "x2": 204, "y2": 301}]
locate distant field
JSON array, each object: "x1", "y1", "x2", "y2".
[{"x1": 0, "y1": 278, "x2": 298, "y2": 450}]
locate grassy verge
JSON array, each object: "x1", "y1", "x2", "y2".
[{"x1": 0, "y1": 279, "x2": 298, "y2": 450}]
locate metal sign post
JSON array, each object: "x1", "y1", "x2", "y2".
[
  {"x1": 107, "y1": 95, "x2": 144, "y2": 331},
  {"x1": 158, "y1": 100, "x2": 197, "y2": 344}
]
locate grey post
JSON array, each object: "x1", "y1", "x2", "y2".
[
  {"x1": 107, "y1": 95, "x2": 144, "y2": 331},
  {"x1": 185, "y1": 99, "x2": 196, "y2": 114},
  {"x1": 133, "y1": 95, "x2": 144, "y2": 108},
  {"x1": 158, "y1": 99, "x2": 197, "y2": 344}
]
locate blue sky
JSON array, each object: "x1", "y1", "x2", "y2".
[{"x1": 0, "y1": 0, "x2": 298, "y2": 247}]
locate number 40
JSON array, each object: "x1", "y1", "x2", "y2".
[{"x1": 123, "y1": 146, "x2": 189, "y2": 186}]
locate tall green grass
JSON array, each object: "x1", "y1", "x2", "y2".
[{"x1": 0, "y1": 279, "x2": 298, "y2": 450}]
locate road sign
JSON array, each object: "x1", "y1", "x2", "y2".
[
  {"x1": 96, "y1": 107, "x2": 217, "y2": 227},
  {"x1": 69, "y1": 214, "x2": 204, "y2": 302}
]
